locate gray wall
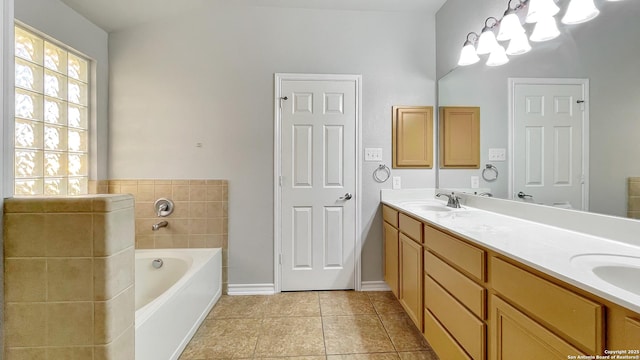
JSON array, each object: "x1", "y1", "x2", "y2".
[
  {"x1": 436, "y1": 0, "x2": 640, "y2": 217},
  {"x1": 108, "y1": 2, "x2": 437, "y2": 285},
  {"x1": 15, "y1": 0, "x2": 109, "y2": 180}
]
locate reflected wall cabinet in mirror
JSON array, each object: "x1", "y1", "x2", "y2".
[
  {"x1": 439, "y1": 106, "x2": 480, "y2": 169},
  {"x1": 392, "y1": 106, "x2": 434, "y2": 168}
]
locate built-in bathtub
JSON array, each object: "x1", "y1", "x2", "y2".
[{"x1": 135, "y1": 248, "x2": 222, "y2": 360}]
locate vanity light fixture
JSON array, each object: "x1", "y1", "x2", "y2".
[
  {"x1": 476, "y1": 17, "x2": 500, "y2": 55},
  {"x1": 486, "y1": 45, "x2": 510, "y2": 66},
  {"x1": 525, "y1": 0, "x2": 560, "y2": 23},
  {"x1": 497, "y1": 0, "x2": 527, "y2": 41},
  {"x1": 506, "y1": 30, "x2": 532, "y2": 55},
  {"x1": 562, "y1": 0, "x2": 600, "y2": 24},
  {"x1": 530, "y1": 15, "x2": 561, "y2": 42},
  {"x1": 458, "y1": 32, "x2": 481, "y2": 66}
]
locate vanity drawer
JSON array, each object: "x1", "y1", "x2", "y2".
[
  {"x1": 624, "y1": 317, "x2": 640, "y2": 347},
  {"x1": 424, "y1": 308, "x2": 472, "y2": 360},
  {"x1": 425, "y1": 250, "x2": 486, "y2": 319},
  {"x1": 424, "y1": 225, "x2": 485, "y2": 282},
  {"x1": 399, "y1": 213, "x2": 423, "y2": 243},
  {"x1": 383, "y1": 205, "x2": 399, "y2": 227},
  {"x1": 425, "y1": 275, "x2": 485, "y2": 360},
  {"x1": 491, "y1": 257, "x2": 604, "y2": 354}
]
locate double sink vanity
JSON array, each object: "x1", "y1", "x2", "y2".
[{"x1": 381, "y1": 190, "x2": 640, "y2": 359}]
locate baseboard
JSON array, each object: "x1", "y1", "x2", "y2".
[
  {"x1": 227, "y1": 283, "x2": 276, "y2": 295},
  {"x1": 360, "y1": 281, "x2": 391, "y2": 291}
]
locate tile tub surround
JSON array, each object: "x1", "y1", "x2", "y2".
[
  {"x1": 91, "y1": 179, "x2": 229, "y2": 293},
  {"x1": 3, "y1": 195, "x2": 135, "y2": 360},
  {"x1": 629, "y1": 177, "x2": 640, "y2": 219},
  {"x1": 179, "y1": 291, "x2": 439, "y2": 359}
]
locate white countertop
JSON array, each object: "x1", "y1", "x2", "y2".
[{"x1": 381, "y1": 192, "x2": 640, "y2": 314}]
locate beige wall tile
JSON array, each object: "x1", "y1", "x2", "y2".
[
  {"x1": 189, "y1": 235, "x2": 206, "y2": 248},
  {"x1": 629, "y1": 211, "x2": 640, "y2": 220},
  {"x1": 190, "y1": 202, "x2": 206, "y2": 218},
  {"x1": 189, "y1": 219, "x2": 207, "y2": 235},
  {"x1": 629, "y1": 196, "x2": 640, "y2": 211},
  {"x1": 45, "y1": 214, "x2": 93, "y2": 257},
  {"x1": 135, "y1": 202, "x2": 156, "y2": 218},
  {"x1": 207, "y1": 218, "x2": 224, "y2": 235},
  {"x1": 137, "y1": 180, "x2": 155, "y2": 185},
  {"x1": 94, "y1": 325, "x2": 134, "y2": 360},
  {"x1": 206, "y1": 202, "x2": 224, "y2": 218},
  {"x1": 190, "y1": 180, "x2": 206, "y2": 185},
  {"x1": 136, "y1": 236, "x2": 155, "y2": 249},
  {"x1": 43, "y1": 198, "x2": 93, "y2": 213},
  {"x1": 154, "y1": 184, "x2": 172, "y2": 198},
  {"x1": 95, "y1": 285, "x2": 134, "y2": 344},
  {"x1": 205, "y1": 235, "x2": 224, "y2": 248},
  {"x1": 5, "y1": 303, "x2": 47, "y2": 347},
  {"x1": 107, "y1": 185, "x2": 121, "y2": 194},
  {"x1": 206, "y1": 186, "x2": 223, "y2": 201},
  {"x1": 173, "y1": 185, "x2": 190, "y2": 200},
  {"x1": 47, "y1": 302, "x2": 94, "y2": 346},
  {"x1": 166, "y1": 219, "x2": 190, "y2": 234},
  {"x1": 135, "y1": 218, "x2": 157, "y2": 236},
  {"x1": 5, "y1": 347, "x2": 47, "y2": 360},
  {"x1": 47, "y1": 347, "x2": 94, "y2": 360},
  {"x1": 170, "y1": 202, "x2": 189, "y2": 219},
  {"x1": 4, "y1": 198, "x2": 46, "y2": 213},
  {"x1": 155, "y1": 235, "x2": 188, "y2": 248},
  {"x1": 48, "y1": 258, "x2": 94, "y2": 301},
  {"x1": 629, "y1": 179, "x2": 640, "y2": 196},
  {"x1": 190, "y1": 186, "x2": 207, "y2": 201},
  {"x1": 4, "y1": 214, "x2": 46, "y2": 257},
  {"x1": 172, "y1": 180, "x2": 190, "y2": 185},
  {"x1": 153, "y1": 180, "x2": 172, "y2": 185},
  {"x1": 5, "y1": 259, "x2": 47, "y2": 302},
  {"x1": 94, "y1": 208, "x2": 135, "y2": 256},
  {"x1": 94, "y1": 247, "x2": 134, "y2": 301}
]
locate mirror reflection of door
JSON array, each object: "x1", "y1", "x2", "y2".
[{"x1": 510, "y1": 78, "x2": 589, "y2": 210}]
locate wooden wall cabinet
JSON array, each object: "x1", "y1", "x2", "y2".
[
  {"x1": 392, "y1": 106, "x2": 434, "y2": 168},
  {"x1": 439, "y1": 106, "x2": 480, "y2": 168}
]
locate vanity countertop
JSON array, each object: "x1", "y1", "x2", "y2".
[{"x1": 382, "y1": 196, "x2": 640, "y2": 314}]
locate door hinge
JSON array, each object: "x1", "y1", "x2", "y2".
[{"x1": 279, "y1": 254, "x2": 282, "y2": 265}]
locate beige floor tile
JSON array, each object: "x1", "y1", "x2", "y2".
[
  {"x1": 367, "y1": 292, "x2": 405, "y2": 314},
  {"x1": 263, "y1": 292, "x2": 321, "y2": 317},
  {"x1": 257, "y1": 357, "x2": 326, "y2": 360},
  {"x1": 207, "y1": 295, "x2": 270, "y2": 319},
  {"x1": 255, "y1": 317, "x2": 325, "y2": 357},
  {"x1": 190, "y1": 318, "x2": 261, "y2": 358},
  {"x1": 179, "y1": 336, "x2": 211, "y2": 359},
  {"x1": 319, "y1": 291, "x2": 376, "y2": 316},
  {"x1": 398, "y1": 351, "x2": 439, "y2": 360},
  {"x1": 327, "y1": 353, "x2": 400, "y2": 360},
  {"x1": 379, "y1": 312, "x2": 430, "y2": 351},
  {"x1": 323, "y1": 315, "x2": 395, "y2": 355}
]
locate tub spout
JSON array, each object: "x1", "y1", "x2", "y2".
[{"x1": 152, "y1": 221, "x2": 168, "y2": 231}]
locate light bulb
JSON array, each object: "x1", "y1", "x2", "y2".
[
  {"x1": 486, "y1": 45, "x2": 510, "y2": 66},
  {"x1": 530, "y1": 15, "x2": 560, "y2": 42},
  {"x1": 497, "y1": 11, "x2": 526, "y2": 41},
  {"x1": 526, "y1": 0, "x2": 560, "y2": 23},
  {"x1": 562, "y1": 0, "x2": 600, "y2": 24},
  {"x1": 506, "y1": 31, "x2": 532, "y2": 55},
  {"x1": 477, "y1": 29, "x2": 499, "y2": 55},
  {"x1": 458, "y1": 42, "x2": 480, "y2": 66}
]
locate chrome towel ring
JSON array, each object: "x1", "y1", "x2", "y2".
[
  {"x1": 482, "y1": 164, "x2": 499, "y2": 182},
  {"x1": 373, "y1": 164, "x2": 391, "y2": 183}
]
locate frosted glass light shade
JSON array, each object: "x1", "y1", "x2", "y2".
[
  {"x1": 477, "y1": 30, "x2": 499, "y2": 55},
  {"x1": 497, "y1": 12, "x2": 526, "y2": 41},
  {"x1": 530, "y1": 16, "x2": 560, "y2": 42},
  {"x1": 486, "y1": 45, "x2": 509, "y2": 66},
  {"x1": 562, "y1": 0, "x2": 600, "y2": 24},
  {"x1": 458, "y1": 43, "x2": 480, "y2": 66},
  {"x1": 506, "y1": 31, "x2": 532, "y2": 55},
  {"x1": 526, "y1": 0, "x2": 560, "y2": 23}
]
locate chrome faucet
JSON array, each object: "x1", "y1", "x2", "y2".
[
  {"x1": 436, "y1": 192, "x2": 462, "y2": 208},
  {"x1": 479, "y1": 192, "x2": 493, "y2": 197},
  {"x1": 152, "y1": 221, "x2": 168, "y2": 231}
]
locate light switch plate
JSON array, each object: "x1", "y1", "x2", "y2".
[
  {"x1": 471, "y1": 176, "x2": 480, "y2": 189},
  {"x1": 364, "y1": 148, "x2": 383, "y2": 161},
  {"x1": 488, "y1": 148, "x2": 506, "y2": 161},
  {"x1": 392, "y1": 176, "x2": 401, "y2": 189}
]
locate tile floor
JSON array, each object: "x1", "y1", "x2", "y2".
[{"x1": 179, "y1": 291, "x2": 439, "y2": 360}]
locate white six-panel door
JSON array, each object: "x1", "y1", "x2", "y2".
[
  {"x1": 511, "y1": 79, "x2": 588, "y2": 210},
  {"x1": 279, "y1": 77, "x2": 358, "y2": 291}
]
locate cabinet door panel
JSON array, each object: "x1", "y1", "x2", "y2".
[
  {"x1": 439, "y1": 106, "x2": 480, "y2": 168},
  {"x1": 392, "y1": 106, "x2": 433, "y2": 168},
  {"x1": 384, "y1": 222, "x2": 399, "y2": 297},
  {"x1": 399, "y1": 233, "x2": 423, "y2": 330},
  {"x1": 425, "y1": 308, "x2": 472, "y2": 360},
  {"x1": 383, "y1": 205, "x2": 399, "y2": 227}
]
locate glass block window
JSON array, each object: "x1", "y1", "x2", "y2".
[{"x1": 14, "y1": 26, "x2": 90, "y2": 196}]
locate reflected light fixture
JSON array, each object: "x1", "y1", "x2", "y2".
[
  {"x1": 530, "y1": 15, "x2": 560, "y2": 42},
  {"x1": 497, "y1": 0, "x2": 526, "y2": 41},
  {"x1": 562, "y1": 0, "x2": 600, "y2": 24},
  {"x1": 476, "y1": 17, "x2": 500, "y2": 55},
  {"x1": 526, "y1": 0, "x2": 560, "y2": 23},
  {"x1": 457, "y1": 32, "x2": 480, "y2": 66},
  {"x1": 486, "y1": 45, "x2": 510, "y2": 66},
  {"x1": 506, "y1": 31, "x2": 532, "y2": 55}
]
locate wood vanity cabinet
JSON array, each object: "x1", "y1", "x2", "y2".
[
  {"x1": 398, "y1": 213, "x2": 424, "y2": 330},
  {"x1": 439, "y1": 106, "x2": 480, "y2": 169},
  {"x1": 383, "y1": 206, "x2": 399, "y2": 297},
  {"x1": 392, "y1": 106, "x2": 434, "y2": 168}
]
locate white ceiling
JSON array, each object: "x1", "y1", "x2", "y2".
[{"x1": 59, "y1": 0, "x2": 448, "y2": 33}]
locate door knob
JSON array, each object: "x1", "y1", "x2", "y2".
[
  {"x1": 517, "y1": 191, "x2": 533, "y2": 199},
  {"x1": 339, "y1": 193, "x2": 353, "y2": 200}
]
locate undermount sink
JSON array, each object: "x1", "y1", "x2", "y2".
[
  {"x1": 412, "y1": 204, "x2": 453, "y2": 212},
  {"x1": 571, "y1": 254, "x2": 640, "y2": 296},
  {"x1": 400, "y1": 201, "x2": 453, "y2": 212}
]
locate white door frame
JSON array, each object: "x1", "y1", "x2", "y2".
[
  {"x1": 508, "y1": 77, "x2": 590, "y2": 209},
  {"x1": 273, "y1": 73, "x2": 362, "y2": 293}
]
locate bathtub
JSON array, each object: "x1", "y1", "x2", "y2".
[{"x1": 135, "y1": 248, "x2": 222, "y2": 360}]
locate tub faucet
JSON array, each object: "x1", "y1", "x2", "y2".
[
  {"x1": 152, "y1": 221, "x2": 168, "y2": 231},
  {"x1": 436, "y1": 192, "x2": 461, "y2": 208}
]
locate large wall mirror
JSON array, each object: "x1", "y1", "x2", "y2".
[{"x1": 437, "y1": 0, "x2": 640, "y2": 219}]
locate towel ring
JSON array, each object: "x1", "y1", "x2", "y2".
[
  {"x1": 482, "y1": 164, "x2": 499, "y2": 182},
  {"x1": 373, "y1": 164, "x2": 391, "y2": 183}
]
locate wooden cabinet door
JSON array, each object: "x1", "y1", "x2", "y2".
[
  {"x1": 383, "y1": 222, "x2": 399, "y2": 297},
  {"x1": 392, "y1": 106, "x2": 434, "y2": 168},
  {"x1": 439, "y1": 106, "x2": 480, "y2": 168},
  {"x1": 399, "y1": 233, "x2": 423, "y2": 330},
  {"x1": 490, "y1": 295, "x2": 586, "y2": 360}
]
